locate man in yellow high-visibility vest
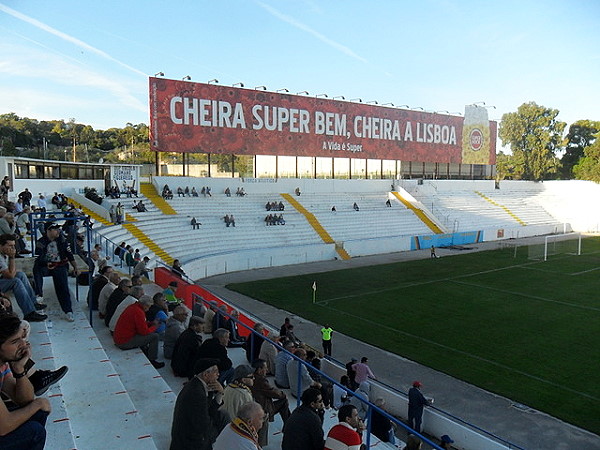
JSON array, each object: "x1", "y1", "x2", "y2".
[{"x1": 321, "y1": 324, "x2": 333, "y2": 356}]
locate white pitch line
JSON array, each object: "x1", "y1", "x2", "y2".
[{"x1": 316, "y1": 302, "x2": 599, "y2": 401}]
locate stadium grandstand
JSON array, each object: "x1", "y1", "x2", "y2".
[{"x1": 1, "y1": 80, "x2": 599, "y2": 450}]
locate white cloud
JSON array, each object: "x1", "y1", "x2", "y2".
[
  {"x1": 0, "y1": 3, "x2": 146, "y2": 77},
  {"x1": 255, "y1": 1, "x2": 368, "y2": 64}
]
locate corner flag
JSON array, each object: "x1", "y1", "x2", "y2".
[{"x1": 312, "y1": 281, "x2": 316, "y2": 303}]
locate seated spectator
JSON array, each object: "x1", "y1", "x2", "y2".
[
  {"x1": 201, "y1": 187, "x2": 206, "y2": 197},
  {"x1": 440, "y1": 434, "x2": 455, "y2": 449},
  {"x1": 333, "y1": 375, "x2": 353, "y2": 409},
  {"x1": 133, "y1": 256, "x2": 150, "y2": 279},
  {"x1": 109, "y1": 285, "x2": 145, "y2": 332},
  {"x1": 104, "y1": 278, "x2": 132, "y2": 327},
  {"x1": 282, "y1": 387, "x2": 325, "y2": 450},
  {"x1": 349, "y1": 381, "x2": 370, "y2": 420},
  {"x1": 163, "y1": 305, "x2": 189, "y2": 359},
  {"x1": 277, "y1": 214, "x2": 285, "y2": 225},
  {"x1": 265, "y1": 202, "x2": 271, "y2": 211},
  {"x1": 285, "y1": 324, "x2": 302, "y2": 346},
  {"x1": 191, "y1": 187, "x2": 199, "y2": 197},
  {"x1": 258, "y1": 332, "x2": 278, "y2": 376},
  {"x1": 353, "y1": 202, "x2": 360, "y2": 211},
  {"x1": 212, "y1": 305, "x2": 229, "y2": 334},
  {"x1": 171, "y1": 259, "x2": 186, "y2": 278},
  {"x1": 88, "y1": 265, "x2": 113, "y2": 311},
  {"x1": 190, "y1": 217, "x2": 201, "y2": 230},
  {"x1": 0, "y1": 234, "x2": 47, "y2": 322},
  {"x1": 213, "y1": 401, "x2": 264, "y2": 450},
  {"x1": 146, "y1": 292, "x2": 169, "y2": 338},
  {"x1": 224, "y1": 187, "x2": 231, "y2": 197},
  {"x1": 224, "y1": 309, "x2": 246, "y2": 348},
  {"x1": 133, "y1": 249, "x2": 141, "y2": 263},
  {"x1": 177, "y1": 187, "x2": 184, "y2": 197},
  {"x1": 0, "y1": 313, "x2": 52, "y2": 450},
  {"x1": 206, "y1": 187, "x2": 212, "y2": 197},
  {"x1": 287, "y1": 348, "x2": 321, "y2": 398},
  {"x1": 170, "y1": 358, "x2": 229, "y2": 450},
  {"x1": 386, "y1": 199, "x2": 392, "y2": 207},
  {"x1": 170, "y1": 315, "x2": 204, "y2": 375},
  {"x1": 294, "y1": 187, "x2": 301, "y2": 196},
  {"x1": 98, "y1": 272, "x2": 120, "y2": 319},
  {"x1": 245, "y1": 322, "x2": 266, "y2": 363},
  {"x1": 280, "y1": 317, "x2": 292, "y2": 337},
  {"x1": 406, "y1": 434, "x2": 423, "y2": 450},
  {"x1": 113, "y1": 294, "x2": 164, "y2": 368},
  {"x1": 220, "y1": 365, "x2": 255, "y2": 420},
  {"x1": 370, "y1": 397, "x2": 397, "y2": 445},
  {"x1": 184, "y1": 186, "x2": 190, "y2": 197},
  {"x1": 163, "y1": 281, "x2": 181, "y2": 311},
  {"x1": 324, "y1": 404, "x2": 366, "y2": 450},
  {"x1": 197, "y1": 328, "x2": 234, "y2": 385},
  {"x1": 229, "y1": 215, "x2": 236, "y2": 226},
  {"x1": 203, "y1": 301, "x2": 218, "y2": 334},
  {"x1": 251, "y1": 358, "x2": 290, "y2": 447}
]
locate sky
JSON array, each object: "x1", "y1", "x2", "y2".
[{"x1": 0, "y1": 0, "x2": 599, "y2": 141}]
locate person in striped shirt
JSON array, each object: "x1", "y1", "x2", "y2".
[{"x1": 324, "y1": 404, "x2": 366, "y2": 450}]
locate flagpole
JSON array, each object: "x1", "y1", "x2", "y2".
[{"x1": 312, "y1": 281, "x2": 316, "y2": 304}]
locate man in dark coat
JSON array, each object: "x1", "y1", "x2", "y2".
[
  {"x1": 282, "y1": 387, "x2": 325, "y2": 450},
  {"x1": 408, "y1": 380, "x2": 431, "y2": 433},
  {"x1": 196, "y1": 328, "x2": 234, "y2": 384},
  {"x1": 104, "y1": 279, "x2": 132, "y2": 327},
  {"x1": 171, "y1": 316, "x2": 204, "y2": 378},
  {"x1": 170, "y1": 358, "x2": 228, "y2": 450}
]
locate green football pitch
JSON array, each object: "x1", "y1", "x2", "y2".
[{"x1": 227, "y1": 236, "x2": 600, "y2": 434}]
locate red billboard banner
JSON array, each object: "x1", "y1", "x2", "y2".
[{"x1": 149, "y1": 77, "x2": 496, "y2": 164}]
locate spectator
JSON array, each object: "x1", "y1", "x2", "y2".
[
  {"x1": 133, "y1": 249, "x2": 141, "y2": 262},
  {"x1": 171, "y1": 259, "x2": 186, "y2": 278},
  {"x1": 386, "y1": 199, "x2": 392, "y2": 207},
  {"x1": 258, "y1": 332, "x2": 278, "y2": 375},
  {"x1": 146, "y1": 292, "x2": 169, "y2": 338},
  {"x1": 229, "y1": 214, "x2": 236, "y2": 227},
  {"x1": 287, "y1": 348, "x2": 321, "y2": 398},
  {"x1": 285, "y1": 324, "x2": 302, "y2": 346},
  {"x1": 184, "y1": 186, "x2": 190, "y2": 197},
  {"x1": 0, "y1": 313, "x2": 52, "y2": 450},
  {"x1": 353, "y1": 202, "x2": 360, "y2": 211},
  {"x1": 104, "y1": 278, "x2": 132, "y2": 327},
  {"x1": 282, "y1": 387, "x2": 325, "y2": 450},
  {"x1": 350, "y1": 381, "x2": 371, "y2": 420},
  {"x1": 406, "y1": 434, "x2": 423, "y2": 450},
  {"x1": 370, "y1": 397, "x2": 396, "y2": 445},
  {"x1": 113, "y1": 294, "x2": 164, "y2": 369},
  {"x1": 124, "y1": 247, "x2": 136, "y2": 268},
  {"x1": 163, "y1": 305, "x2": 188, "y2": 358},
  {"x1": 221, "y1": 364, "x2": 255, "y2": 420},
  {"x1": 223, "y1": 309, "x2": 245, "y2": 348},
  {"x1": 203, "y1": 301, "x2": 218, "y2": 334},
  {"x1": 408, "y1": 381, "x2": 432, "y2": 433},
  {"x1": 98, "y1": 272, "x2": 120, "y2": 319},
  {"x1": 177, "y1": 187, "x2": 184, "y2": 197},
  {"x1": 37, "y1": 194, "x2": 46, "y2": 213},
  {"x1": 333, "y1": 375, "x2": 353, "y2": 409},
  {"x1": 0, "y1": 234, "x2": 47, "y2": 322},
  {"x1": 352, "y1": 357, "x2": 375, "y2": 384},
  {"x1": 213, "y1": 401, "x2": 264, "y2": 450},
  {"x1": 170, "y1": 315, "x2": 204, "y2": 375},
  {"x1": 33, "y1": 223, "x2": 78, "y2": 322},
  {"x1": 133, "y1": 256, "x2": 150, "y2": 279},
  {"x1": 440, "y1": 434, "x2": 455, "y2": 449},
  {"x1": 294, "y1": 187, "x2": 301, "y2": 196},
  {"x1": 109, "y1": 285, "x2": 145, "y2": 332},
  {"x1": 431, "y1": 246, "x2": 437, "y2": 259},
  {"x1": 191, "y1": 217, "x2": 201, "y2": 230},
  {"x1": 197, "y1": 328, "x2": 234, "y2": 385},
  {"x1": 191, "y1": 187, "x2": 198, "y2": 197},
  {"x1": 163, "y1": 281, "x2": 181, "y2": 311},
  {"x1": 244, "y1": 322, "x2": 266, "y2": 363},
  {"x1": 18, "y1": 188, "x2": 32, "y2": 207},
  {"x1": 224, "y1": 187, "x2": 231, "y2": 197},
  {"x1": 115, "y1": 202, "x2": 124, "y2": 224},
  {"x1": 170, "y1": 358, "x2": 228, "y2": 450},
  {"x1": 251, "y1": 358, "x2": 290, "y2": 447},
  {"x1": 280, "y1": 317, "x2": 292, "y2": 337},
  {"x1": 324, "y1": 404, "x2": 366, "y2": 450},
  {"x1": 88, "y1": 265, "x2": 113, "y2": 311},
  {"x1": 274, "y1": 340, "x2": 295, "y2": 389}
]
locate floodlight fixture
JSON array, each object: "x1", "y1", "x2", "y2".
[
  {"x1": 296, "y1": 91, "x2": 309, "y2": 95},
  {"x1": 366, "y1": 100, "x2": 378, "y2": 104},
  {"x1": 232, "y1": 82, "x2": 244, "y2": 87},
  {"x1": 255, "y1": 86, "x2": 267, "y2": 90},
  {"x1": 412, "y1": 106, "x2": 424, "y2": 110},
  {"x1": 349, "y1": 98, "x2": 362, "y2": 103},
  {"x1": 382, "y1": 102, "x2": 394, "y2": 106},
  {"x1": 397, "y1": 105, "x2": 410, "y2": 108},
  {"x1": 182, "y1": 75, "x2": 191, "y2": 81},
  {"x1": 333, "y1": 96, "x2": 345, "y2": 100},
  {"x1": 155, "y1": 72, "x2": 164, "y2": 77},
  {"x1": 208, "y1": 79, "x2": 218, "y2": 84},
  {"x1": 276, "y1": 88, "x2": 289, "y2": 93},
  {"x1": 316, "y1": 94, "x2": 328, "y2": 98},
  {"x1": 472, "y1": 101, "x2": 486, "y2": 106}
]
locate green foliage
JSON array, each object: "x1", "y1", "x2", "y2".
[
  {"x1": 494, "y1": 151, "x2": 524, "y2": 180},
  {"x1": 227, "y1": 237, "x2": 600, "y2": 434},
  {"x1": 0, "y1": 112, "x2": 151, "y2": 163},
  {"x1": 562, "y1": 120, "x2": 600, "y2": 179},
  {"x1": 573, "y1": 132, "x2": 600, "y2": 182},
  {"x1": 499, "y1": 102, "x2": 566, "y2": 181}
]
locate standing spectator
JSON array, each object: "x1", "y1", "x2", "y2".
[
  {"x1": 113, "y1": 294, "x2": 164, "y2": 369},
  {"x1": 350, "y1": 381, "x2": 370, "y2": 420},
  {"x1": 321, "y1": 323, "x2": 333, "y2": 356},
  {"x1": 170, "y1": 316, "x2": 204, "y2": 376},
  {"x1": 170, "y1": 358, "x2": 228, "y2": 450},
  {"x1": 33, "y1": 223, "x2": 78, "y2": 322},
  {"x1": 431, "y1": 246, "x2": 437, "y2": 259},
  {"x1": 280, "y1": 317, "x2": 292, "y2": 337},
  {"x1": 352, "y1": 357, "x2": 376, "y2": 384},
  {"x1": 282, "y1": 387, "x2": 325, "y2": 450},
  {"x1": 109, "y1": 205, "x2": 116, "y2": 223},
  {"x1": 163, "y1": 305, "x2": 189, "y2": 359},
  {"x1": 370, "y1": 397, "x2": 396, "y2": 445},
  {"x1": 0, "y1": 314, "x2": 52, "y2": 450},
  {"x1": 251, "y1": 358, "x2": 290, "y2": 447},
  {"x1": 37, "y1": 194, "x2": 47, "y2": 213},
  {"x1": 213, "y1": 401, "x2": 264, "y2": 450},
  {"x1": 408, "y1": 381, "x2": 432, "y2": 433},
  {"x1": 346, "y1": 357, "x2": 358, "y2": 390},
  {"x1": 324, "y1": 404, "x2": 366, "y2": 450},
  {"x1": 115, "y1": 202, "x2": 124, "y2": 224}
]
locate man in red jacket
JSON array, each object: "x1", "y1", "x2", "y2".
[
  {"x1": 325, "y1": 404, "x2": 366, "y2": 450},
  {"x1": 113, "y1": 295, "x2": 165, "y2": 368}
]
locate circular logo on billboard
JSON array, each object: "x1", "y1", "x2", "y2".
[{"x1": 470, "y1": 128, "x2": 483, "y2": 151}]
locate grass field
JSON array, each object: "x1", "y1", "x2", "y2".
[{"x1": 227, "y1": 236, "x2": 600, "y2": 434}]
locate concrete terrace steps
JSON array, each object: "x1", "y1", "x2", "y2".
[
  {"x1": 140, "y1": 182, "x2": 178, "y2": 215},
  {"x1": 38, "y1": 286, "x2": 160, "y2": 450}
]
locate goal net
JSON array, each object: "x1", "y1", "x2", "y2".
[{"x1": 528, "y1": 233, "x2": 582, "y2": 261}]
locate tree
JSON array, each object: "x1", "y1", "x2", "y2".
[
  {"x1": 573, "y1": 131, "x2": 600, "y2": 182},
  {"x1": 495, "y1": 151, "x2": 524, "y2": 180},
  {"x1": 561, "y1": 120, "x2": 600, "y2": 178},
  {"x1": 499, "y1": 102, "x2": 566, "y2": 181}
]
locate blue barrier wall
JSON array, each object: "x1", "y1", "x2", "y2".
[{"x1": 411, "y1": 231, "x2": 483, "y2": 250}]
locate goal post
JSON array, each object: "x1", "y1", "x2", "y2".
[{"x1": 528, "y1": 233, "x2": 582, "y2": 261}]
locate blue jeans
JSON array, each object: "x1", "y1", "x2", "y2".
[
  {"x1": 0, "y1": 409, "x2": 48, "y2": 450},
  {"x1": 33, "y1": 264, "x2": 72, "y2": 313},
  {"x1": 0, "y1": 271, "x2": 36, "y2": 315}
]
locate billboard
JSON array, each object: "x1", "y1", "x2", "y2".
[{"x1": 149, "y1": 77, "x2": 496, "y2": 165}]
